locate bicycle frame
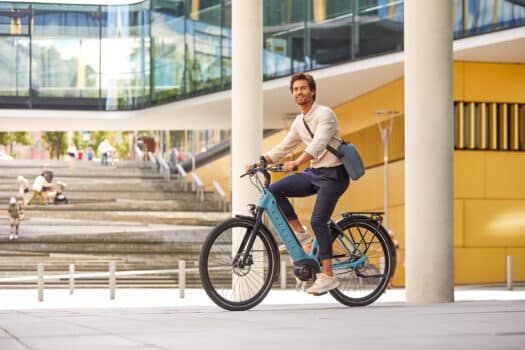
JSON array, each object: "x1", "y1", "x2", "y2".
[{"x1": 240, "y1": 187, "x2": 368, "y2": 273}]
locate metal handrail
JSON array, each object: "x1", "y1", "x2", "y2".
[
  {"x1": 191, "y1": 172, "x2": 204, "y2": 202},
  {"x1": 175, "y1": 163, "x2": 187, "y2": 191},
  {"x1": 213, "y1": 180, "x2": 228, "y2": 211}
]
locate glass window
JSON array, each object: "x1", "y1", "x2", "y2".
[
  {"x1": 263, "y1": 0, "x2": 306, "y2": 79},
  {"x1": 355, "y1": 0, "x2": 403, "y2": 59},
  {"x1": 101, "y1": 1, "x2": 151, "y2": 110},
  {"x1": 151, "y1": 0, "x2": 186, "y2": 102},
  {"x1": 0, "y1": 36, "x2": 30, "y2": 96},
  {"x1": 32, "y1": 4, "x2": 101, "y2": 101},
  {"x1": 0, "y1": 4, "x2": 30, "y2": 35},
  {"x1": 307, "y1": 0, "x2": 353, "y2": 69},
  {"x1": 222, "y1": 0, "x2": 232, "y2": 88},
  {"x1": 185, "y1": 0, "x2": 223, "y2": 95},
  {"x1": 496, "y1": 0, "x2": 525, "y2": 30}
]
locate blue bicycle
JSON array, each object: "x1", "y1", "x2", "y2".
[{"x1": 199, "y1": 160, "x2": 396, "y2": 311}]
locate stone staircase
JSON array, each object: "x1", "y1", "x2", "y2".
[
  {"x1": 0, "y1": 159, "x2": 227, "y2": 224},
  {"x1": 0, "y1": 159, "x2": 237, "y2": 288}
]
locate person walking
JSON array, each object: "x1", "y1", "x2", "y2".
[
  {"x1": 7, "y1": 196, "x2": 24, "y2": 240},
  {"x1": 246, "y1": 72, "x2": 349, "y2": 295},
  {"x1": 97, "y1": 139, "x2": 113, "y2": 166},
  {"x1": 67, "y1": 143, "x2": 77, "y2": 169},
  {"x1": 27, "y1": 173, "x2": 51, "y2": 206}
]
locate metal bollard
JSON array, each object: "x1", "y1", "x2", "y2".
[
  {"x1": 506, "y1": 255, "x2": 513, "y2": 290},
  {"x1": 37, "y1": 263, "x2": 44, "y2": 302},
  {"x1": 280, "y1": 257, "x2": 287, "y2": 289},
  {"x1": 109, "y1": 261, "x2": 116, "y2": 300},
  {"x1": 69, "y1": 264, "x2": 75, "y2": 295},
  {"x1": 179, "y1": 260, "x2": 186, "y2": 299}
]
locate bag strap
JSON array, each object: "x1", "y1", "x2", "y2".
[{"x1": 302, "y1": 118, "x2": 342, "y2": 158}]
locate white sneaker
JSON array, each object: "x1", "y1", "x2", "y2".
[
  {"x1": 279, "y1": 227, "x2": 312, "y2": 254},
  {"x1": 306, "y1": 273, "x2": 339, "y2": 295},
  {"x1": 9, "y1": 234, "x2": 14, "y2": 240},
  {"x1": 14, "y1": 235, "x2": 18, "y2": 240}
]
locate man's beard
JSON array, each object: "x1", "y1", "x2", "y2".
[{"x1": 296, "y1": 95, "x2": 310, "y2": 105}]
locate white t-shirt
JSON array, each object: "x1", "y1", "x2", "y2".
[{"x1": 32, "y1": 175, "x2": 47, "y2": 192}]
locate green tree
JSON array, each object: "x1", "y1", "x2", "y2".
[
  {"x1": 0, "y1": 132, "x2": 32, "y2": 156},
  {"x1": 42, "y1": 131, "x2": 67, "y2": 160},
  {"x1": 73, "y1": 131, "x2": 85, "y2": 151}
]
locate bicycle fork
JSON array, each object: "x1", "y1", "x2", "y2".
[{"x1": 232, "y1": 207, "x2": 265, "y2": 269}]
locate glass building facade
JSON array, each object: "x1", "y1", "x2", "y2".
[{"x1": 0, "y1": 0, "x2": 523, "y2": 111}]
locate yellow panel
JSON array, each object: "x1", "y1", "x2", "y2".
[
  {"x1": 455, "y1": 248, "x2": 506, "y2": 284},
  {"x1": 486, "y1": 152, "x2": 525, "y2": 198},
  {"x1": 464, "y1": 199, "x2": 525, "y2": 247},
  {"x1": 453, "y1": 62, "x2": 464, "y2": 101},
  {"x1": 455, "y1": 200, "x2": 463, "y2": 248},
  {"x1": 455, "y1": 102, "x2": 465, "y2": 148},
  {"x1": 454, "y1": 151, "x2": 485, "y2": 198},
  {"x1": 463, "y1": 62, "x2": 525, "y2": 103},
  {"x1": 334, "y1": 79, "x2": 404, "y2": 134},
  {"x1": 506, "y1": 248, "x2": 525, "y2": 283}
]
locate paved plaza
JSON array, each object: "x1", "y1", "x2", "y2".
[{"x1": 0, "y1": 286, "x2": 524, "y2": 350}]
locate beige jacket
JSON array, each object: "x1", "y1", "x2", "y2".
[{"x1": 266, "y1": 103, "x2": 343, "y2": 168}]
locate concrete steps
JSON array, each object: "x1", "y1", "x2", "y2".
[{"x1": 0, "y1": 160, "x2": 237, "y2": 288}]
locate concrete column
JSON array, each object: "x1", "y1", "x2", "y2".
[
  {"x1": 231, "y1": 0, "x2": 263, "y2": 216},
  {"x1": 404, "y1": 0, "x2": 454, "y2": 304}
]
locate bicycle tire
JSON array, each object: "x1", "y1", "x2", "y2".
[
  {"x1": 329, "y1": 218, "x2": 393, "y2": 306},
  {"x1": 199, "y1": 217, "x2": 279, "y2": 311}
]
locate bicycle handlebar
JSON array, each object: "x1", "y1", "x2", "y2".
[{"x1": 240, "y1": 164, "x2": 298, "y2": 178}]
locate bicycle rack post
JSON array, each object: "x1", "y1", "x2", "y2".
[
  {"x1": 506, "y1": 255, "x2": 513, "y2": 290},
  {"x1": 69, "y1": 264, "x2": 75, "y2": 295},
  {"x1": 37, "y1": 263, "x2": 44, "y2": 302},
  {"x1": 280, "y1": 257, "x2": 287, "y2": 289},
  {"x1": 179, "y1": 260, "x2": 186, "y2": 299}
]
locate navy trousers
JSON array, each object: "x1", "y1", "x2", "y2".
[{"x1": 269, "y1": 165, "x2": 349, "y2": 260}]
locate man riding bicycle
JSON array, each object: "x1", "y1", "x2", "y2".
[{"x1": 247, "y1": 72, "x2": 349, "y2": 295}]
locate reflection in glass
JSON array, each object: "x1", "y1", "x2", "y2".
[
  {"x1": 0, "y1": 36, "x2": 29, "y2": 96},
  {"x1": 0, "y1": 4, "x2": 30, "y2": 35},
  {"x1": 0, "y1": 0, "x2": 524, "y2": 110},
  {"x1": 263, "y1": 0, "x2": 306, "y2": 78},
  {"x1": 32, "y1": 4, "x2": 101, "y2": 101},
  {"x1": 355, "y1": 0, "x2": 403, "y2": 59},
  {"x1": 151, "y1": 0, "x2": 186, "y2": 102},
  {"x1": 102, "y1": 1, "x2": 151, "y2": 110},
  {"x1": 185, "y1": 0, "x2": 223, "y2": 95},
  {"x1": 307, "y1": 0, "x2": 353, "y2": 69}
]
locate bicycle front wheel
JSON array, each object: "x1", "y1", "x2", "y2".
[
  {"x1": 199, "y1": 217, "x2": 278, "y2": 311},
  {"x1": 329, "y1": 218, "x2": 393, "y2": 306}
]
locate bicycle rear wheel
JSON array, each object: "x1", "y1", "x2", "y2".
[
  {"x1": 199, "y1": 217, "x2": 278, "y2": 311},
  {"x1": 329, "y1": 218, "x2": 393, "y2": 306}
]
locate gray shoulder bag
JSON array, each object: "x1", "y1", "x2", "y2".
[{"x1": 302, "y1": 118, "x2": 365, "y2": 181}]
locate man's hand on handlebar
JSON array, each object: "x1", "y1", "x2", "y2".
[{"x1": 282, "y1": 160, "x2": 298, "y2": 172}]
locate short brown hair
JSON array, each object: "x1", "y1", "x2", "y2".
[{"x1": 289, "y1": 72, "x2": 316, "y2": 101}]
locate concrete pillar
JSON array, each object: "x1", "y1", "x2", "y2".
[
  {"x1": 404, "y1": 0, "x2": 454, "y2": 303},
  {"x1": 231, "y1": 0, "x2": 263, "y2": 216},
  {"x1": 231, "y1": 0, "x2": 263, "y2": 301}
]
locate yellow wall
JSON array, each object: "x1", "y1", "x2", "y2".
[{"x1": 195, "y1": 61, "x2": 525, "y2": 286}]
